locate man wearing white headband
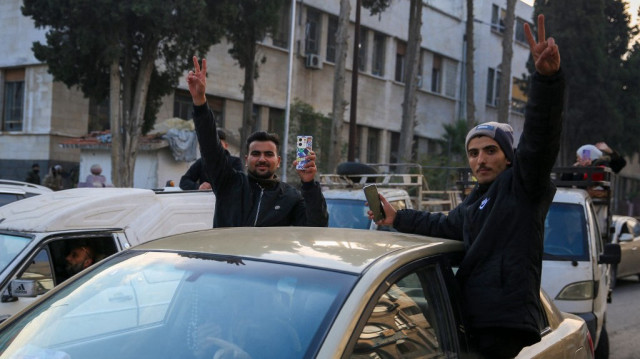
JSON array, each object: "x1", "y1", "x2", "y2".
[{"x1": 370, "y1": 15, "x2": 563, "y2": 358}]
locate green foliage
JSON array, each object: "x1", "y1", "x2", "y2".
[
  {"x1": 533, "y1": 0, "x2": 638, "y2": 161},
  {"x1": 362, "y1": 0, "x2": 393, "y2": 16},
  {"x1": 22, "y1": 0, "x2": 224, "y2": 133},
  {"x1": 285, "y1": 100, "x2": 332, "y2": 182}
]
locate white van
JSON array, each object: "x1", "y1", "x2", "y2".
[
  {"x1": 0, "y1": 187, "x2": 214, "y2": 322},
  {"x1": 541, "y1": 187, "x2": 620, "y2": 359}
]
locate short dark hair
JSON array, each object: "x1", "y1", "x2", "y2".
[
  {"x1": 246, "y1": 131, "x2": 280, "y2": 152},
  {"x1": 217, "y1": 128, "x2": 226, "y2": 141}
]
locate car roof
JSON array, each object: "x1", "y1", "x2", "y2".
[
  {"x1": 0, "y1": 179, "x2": 52, "y2": 195},
  {"x1": 0, "y1": 188, "x2": 214, "y2": 243},
  {"x1": 553, "y1": 187, "x2": 590, "y2": 204},
  {"x1": 322, "y1": 188, "x2": 409, "y2": 201},
  {"x1": 135, "y1": 227, "x2": 464, "y2": 274}
]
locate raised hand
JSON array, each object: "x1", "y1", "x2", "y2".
[
  {"x1": 187, "y1": 56, "x2": 207, "y2": 106},
  {"x1": 293, "y1": 150, "x2": 318, "y2": 183},
  {"x1": 524, "y1": 14, "x2": 560, "y2": 76}
]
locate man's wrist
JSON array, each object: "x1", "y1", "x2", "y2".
[{"x1": 193, "y1": 95, "x2": 207, "y2": 106}]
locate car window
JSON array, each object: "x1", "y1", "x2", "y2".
[
  {"x1": 19, "y1": 249, "x2": 54, "y2": 292},
  {"x1": 0, "y1": 251, "x2": 357, "y2": 359},
  {"x1": 544, "y1": 203, "x2": 589, "y2": 261},
  {"x1": 628, "y1": 219, "x2": 640, "y2": 237},
  {"x1": 0, "y1": 233, "x2": 32, "y2": 273},
  {"x1": 0, "y1": 193, "x2": 24, "y2": 206},
  {"x1": 326, "y1": 199, "x2": 371, "y2": 229},
  {"x1": 349, "y1": 264, "x2": 457, "y2": 358}
]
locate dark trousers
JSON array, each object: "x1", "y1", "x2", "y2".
[{"x1": 471, "y1": 327, "x2": 535, "y2": 359}]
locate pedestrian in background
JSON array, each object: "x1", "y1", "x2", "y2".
[
  {"x1": 25, "y1": 163, "x2": 41, "y2": 185},
  {"x1": 43, "y1": 164, "x2": 64, "y2": 191}
]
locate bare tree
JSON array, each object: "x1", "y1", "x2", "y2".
[
  {"x1": 397, "y1": 0, "x2": 423, "y2": 168},
  {"x1": 465, "y1": 0, "x2": 476, "y2": 129},
  {"x1": 497, "y1": 0, "x2": 517, "y2": 124},
  {"x1": 328, "y1": 0, "x2": 351, "y2": 173}
]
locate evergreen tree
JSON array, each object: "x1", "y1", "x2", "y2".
[{"x1": 22, "y1": 0, "x2": 224, "y2": 186}]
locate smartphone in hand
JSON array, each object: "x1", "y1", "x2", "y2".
[
  {"x1": 296, "y1": 136, "x2": 313, "y2": 170},
  {"x1": 364, "y1": 184, "x2": 385, "y2": 222}
]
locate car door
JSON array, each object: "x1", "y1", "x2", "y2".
[
  {"x1": 343, "y1": 257, "x2": 474, "y2": 358},
  {"x1": 0, "y1": 233, "x2": 122, "y2": 319},
  {"x1": 618, "y1": 218, "x2": 640, "y2": 278}
]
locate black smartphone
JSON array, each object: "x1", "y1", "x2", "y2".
[{"x1": 363, "y1": 184, "x2": 385, "y2": 222}]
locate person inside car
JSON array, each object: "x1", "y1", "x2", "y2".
[
  {"x1": 65, "y1": 245, "x2": 96, "y2": 276},
  {"x1": 369, "y1": 14, "x2": 563, "y2": 358},
  {"x1": 186, "y1": 56, "x2": 328, "y2": 228}
]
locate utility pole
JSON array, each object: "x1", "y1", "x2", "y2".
[{"x1": 347, "y1": 0, "x2": 361, "y2": 161}]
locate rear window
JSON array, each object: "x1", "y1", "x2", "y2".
[
  {"x1": 543, "y1": 203, "x2": 589, "y2": 261},
  {"x1": 326, "y1": 199, "x2": 371, "y2": 229}
]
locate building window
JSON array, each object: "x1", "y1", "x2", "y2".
[
  {"x1": 358, "y1": 28, "x2": 368, "y2": 72},
  {"x1": 88, "y1": 97, "x2": 110, "y2": 132},
  {"x1": 486, "y1": 67, "x2": 501, "y2": 106},
  {"x1": 268, "y1": 107, "x2": 285, "y2": 141},
  {"x1": 390, "y1": 131, "x2": 400, "y2": 163},
  {"x1": 372, "y1": 32, "x2": 385, "y2": 76},
  {"x1": 367, "y1": 127, "x2": 380, "y2": 163},
  {"x1": 511, "y1": 77, "x2": 527, "y2": 114},
  {"x1": 515, "y1": 18, "x2": 529, "y2": 44},
  {"x1": 174, "y1": 89, "x2": 224, "y2": 126},
  {"x1": 395, "y1": 41, "x2": 406, "y2": 82},
  {"x1": 305, "y1": 8, "x2": 321, "y2": 55},
  {"x1": 2, "y1": 68, "x2": 25, "y2": 132},
  {"x1": 491, "y1": 4, "x2": 506, "y2": 33},
  {"x1": 444, "y1": 58, "x2": 458, "y2": 98},
  {"x1": 431, "y1": 54, "x2": 442, "y2": 93},
  {"x1": 272, "y1": 0, "x2": 291, "y2": 48},
  {"x1": 326, "y1": 15, "x2": 338, "y2": 63}
]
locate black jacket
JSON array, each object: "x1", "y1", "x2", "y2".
[
  {"x1": 394, "y1": 70, "x2": 565, "y2": 346},
  {"x1": 179, "y1": 155, "x2": 242, "y2": 190},
  {"x1": 193, "y1": 103, "x2": 328, "y2": 228}
]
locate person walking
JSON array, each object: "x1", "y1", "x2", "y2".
[{"x1": 25, "y1": 163, "x2": 41, "y2": 185}]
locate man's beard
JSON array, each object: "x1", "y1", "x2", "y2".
[
  {"x1": 66, "y1": 262, "x2": 84, "y2": 276},
  {"x1": 248, "y1": 169, "x2": 274, "y2": 179}
]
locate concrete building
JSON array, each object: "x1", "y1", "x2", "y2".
[{"x1": 0, "y1": 0, "x2": 535, "y2": 187}]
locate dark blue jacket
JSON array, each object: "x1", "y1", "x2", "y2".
[{"x1": 394, "y1": 70, "x2": 565, "y2": 346}]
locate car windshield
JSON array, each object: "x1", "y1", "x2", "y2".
[
  {"x1": 326, "y1": 198, "x2": 371, "y2": 229},
  {"x1": 543, "y1": 203, "x2": 589, "y2": 261},
  {"x1": 0, "y1": 233, "x2": 32, "y2": 273},
  {"x1": 0, "y1": 250, "x2": 357, "y2": 359}
]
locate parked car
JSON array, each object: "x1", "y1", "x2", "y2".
[
  {"x1": 323, "y1": 187, "x2": 413, "y2": 230},
  {"x1": 0, "y1": 187, "x2": 214, "y2": 322},
  {"x1": 0, "y1": 227, "x2": 593, "y2": 358},
  {"x1": 541, "y1": 187, "x2": 620, "y2": 359},
  {"x1": 610, "y1": 215, "x2": 640, "y2": 284},
  {"x1": 0, "y1": 179, "x2": 52, "y2": 206}
]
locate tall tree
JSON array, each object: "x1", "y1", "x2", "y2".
[
  {"x1": 497, "y1": 0, "x2": 517, "y2": 123},
  {"x1": 398, "y1": 0, "x2": 423, "y2": 168},
  {"x1": 533, "y1": 0, "x2": 634, "y2": 164},
  {"x1": 328, "y1": 0, "x2": 351, "y2": 173},
  {"x1": 220, "y1": 0, "x2": 285, "y2": 160},
  {"x1": 465, "y1": 0, "x2": 476, "y2": 129},
  {"x1": 22, "y1": 0, "x2": 223, "y2": 187}
]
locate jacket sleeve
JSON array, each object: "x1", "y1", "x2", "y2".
[
  {"x1": 192, "y1": 104, "x2": 242, "y2": 193},
  {"x1": 393, "y1": 206, "x2": 464, "y2": 240},
  {"x1": 179, "y1": 159, "x2": 202, "y2": 190},
  {"x1": 295, "y1": 181, "x2": 329, "y2": 227},
  {"x1": 608, "y1": 151, "x2": 627, "y2": 174},
  {"x1": 513, "y1": 70, "x2": 565, "y2": 198}
]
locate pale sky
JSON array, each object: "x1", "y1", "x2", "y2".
[{"x1": 521, "y1": 0, "x2": 640, "y2": 25}]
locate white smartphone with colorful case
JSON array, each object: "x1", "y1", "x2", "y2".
[{"x1": 296, "y1": 136, "x2": 313, "y2": 170}]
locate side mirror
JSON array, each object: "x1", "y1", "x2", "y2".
[
  {"x1": 619, "y1": 233, "x2": 633, "y2": 242},
  {"x1": 8, "y1": 279, "x2": 47, "y2": 298},
  {"x1": 599, "y1": 243, "x2": 621, "y2": 265}
]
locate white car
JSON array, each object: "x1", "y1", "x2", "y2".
[
  {"x1": 610, "y1": 215, "x2": 640, "y2": 283},
  {"x1": 0, "y1": 227, "x2": 593, "y2": 358},
  {"x1": 0, "y1": 187, "x2": 214, "y2": 322},
  {"x1": 0, "y1": 180, "x2": 52, "y2": 206}
]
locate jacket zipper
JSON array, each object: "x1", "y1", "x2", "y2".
[{"x1": 253, "y1": 187, "x2": 264, "y2": 226}]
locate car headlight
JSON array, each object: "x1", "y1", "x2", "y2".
[{"x1": 556, "y1": 281, "x2": 596, "y2": 300}]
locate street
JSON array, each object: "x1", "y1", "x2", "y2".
[{"x1": 609, "y1": 276, "x2": 640, "y2": 359}]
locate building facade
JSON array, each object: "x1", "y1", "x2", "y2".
[{"x1": 0, "y1": 0, "x2": 534, "y2": 187}]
